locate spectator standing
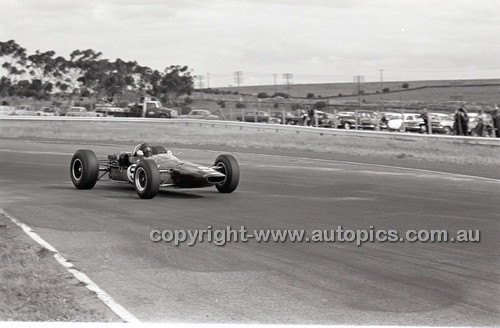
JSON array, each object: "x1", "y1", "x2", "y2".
[
  {"x1": 308, "y1": 106, "x2": 316, "y2": 127},
  {"x1": 492, "y1": 107, "x2": 500, "y2": 138},
  {"x1": 454, "y1": 108, "x2": 469, "y2": 136},
  {"x1": 475, "y1": 110, "x2": 486, "y2": 136},
  {"x1": 420, "y1": 108, "x2": 430, "y2": 134},
  {"x1": 299, "y1": 108, "x2": 308, "y2": 126}
]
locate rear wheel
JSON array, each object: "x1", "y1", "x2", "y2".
[
  {"x1": 343, "y1": 122, "x2": 351, "y2": 129},
  {"x1": 70, "y1": 149, "x2": 99, "y2": 189},
  {"x1": 214, "y1": 155, "x2": 240, "y2": 193},
  {"x1": 134, "y1": 160, "x2": 160, "y2": 199}
]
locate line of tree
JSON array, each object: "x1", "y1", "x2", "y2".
[{"x1": 0, "y1": 40, "x2": 194, "y2": 106}]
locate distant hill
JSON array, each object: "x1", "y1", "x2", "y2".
[{"x1": 215, "y1": 78, "x2": 500, "y2": 105}]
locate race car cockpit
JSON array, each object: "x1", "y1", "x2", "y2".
[{"x1": 133, "y1": 143, "x2": 153, "y2": 157}]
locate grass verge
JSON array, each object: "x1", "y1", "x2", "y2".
[{"x1": 0, "y1": 213, "x2": 119, "y2": 321}]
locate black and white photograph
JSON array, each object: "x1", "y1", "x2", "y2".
[{"x1": 0, "y1": 1, "x2": 499, "y2": 327}]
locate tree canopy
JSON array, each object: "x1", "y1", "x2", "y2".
[{"x1": 0, "y1": 40, "x2": 194, "y2": 103}]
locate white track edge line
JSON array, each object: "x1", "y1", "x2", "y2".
[
  {"x1": 196, "y1": 148, "x2": 500, "y2": 183},
  {"x1": 0, "y1": 208, "x2": 140, "y2": 323}
]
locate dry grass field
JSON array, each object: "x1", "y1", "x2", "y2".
[{"x1": 216, "y1": 78, "x2": 500, "y2": 104}]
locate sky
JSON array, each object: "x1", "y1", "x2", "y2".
[{"x1": 1, "y1": 0, "x2": 500, "y2": 87}]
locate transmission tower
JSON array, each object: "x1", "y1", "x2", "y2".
[
  {"x1": 353, "y1": 75, "x2": 365, "y2": 108},
  {"x1": 283, "y1": 73, "x2": 293, "y2": 97},
  {"x1": 234, "y1": 71, "x2": 243, "y2": 94}
]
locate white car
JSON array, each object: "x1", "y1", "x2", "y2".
[
  {"x1": 0, "y1": 106, "x2": 14, "y2": 116},
  {"x1": 12, "y1": 105, "x2": 36, "y2": 116},
  {"x1": 35, "y1": 106, "x2": 58, "y2": 116},
  {"x1": 430, "y1": 113, "x2": 454, "y2": 134},
  {"x1": 65, "y1": 107, "x2": 101, "y2": 117},
  {"x1": 387, "y1": 113, "x2": 426, "y2": 132},
  {"x1": 180, "y1": 109, "x2": 219, "y2": 120},
  {"x1": 95, "y1": 106, "x2": 125, "y2": 117}
]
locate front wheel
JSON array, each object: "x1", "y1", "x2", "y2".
[
  {"x1": 70, "y1": 149, "x2": 99, "y2": 189},
  {"x1": 343, "y1": 122, "x2": 351, "y2": 130},
  {"x1": 214, "y1": 154, "x2": 240, "y2": 193},
  {"x1": 134, "y1": 160, "x2": 160, "y2": 199}
]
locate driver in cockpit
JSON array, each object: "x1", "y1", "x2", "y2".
[{"x1": 133, "y1": 143, "x2": 153, "y2": 158}]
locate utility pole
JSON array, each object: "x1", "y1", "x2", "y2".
[
  {"x1": 379, "y1": 69, "x2": 384, "y2": 110},
  {"x1": 206, "y1": 73, "x2": 210, "y2": 89},
  {"x1": 283, "y1": 73, "x2": 293, "y2": 97},
  {"x1": 196, "y1": 75, "x2": 204, "y2": 99},
  {"x1": 353, "y1": 75, "x2": 364, "y2": 109},
  {"x1": 273, "y1": 74, "x2": 277, "y2": 95},
  {"x1": 378, "y1": 69, "x2": 384, "y2": 130},
  {"x1": 234, "y1": 71, "x2": 243, "y2": 94}
]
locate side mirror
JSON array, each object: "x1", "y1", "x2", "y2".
[{"x1": 136, "y1": 150, "x2": 144, "y2": 157}]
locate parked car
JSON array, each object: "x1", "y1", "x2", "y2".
[
  {"x1": 95, "y1": 106, "x2": 126, "y2": 117},
  {"x1": 180, "y1": 109, "x2": 219, "y2": 120},
  {"x1": 35, "y1": 106, "x2": 59, "y2": 116},
  {"x1": 236, "y1": 111, "x2": 280, "y2": 123},
  {"x1": 468, "y1": 112, "x2": 493, "y2": 137},
  {"x1": 430, "y1": 113, "x2": 454, "y2": 134},
  {"x1": 0, "y1": 106, "x2": 14, "y2": 116},
  {"x1": 315, "y1": 111, "x2": 336, "y2": 128},
  {"x1": 337, "y1": 110, "x2": 378, "y2": 129},
  {"x1": 12, "y1": 105, "x2": 36, "y2": 116},
  {"x1": 270, "y1": 111, "x2": 299, "y2": 125},
  {"x1": 380, "y1": 112, "x2": 403, "y2": 129},
  {"x1": 65, "y1": 106, "x2": 101, "y2": 117},
  {"x1": 387, "y1": 113, "x2": 426, "y2": 133}
]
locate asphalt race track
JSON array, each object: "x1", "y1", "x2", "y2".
[{"x1": 1, "y1": 138, "x2": 499, "y2": 325}]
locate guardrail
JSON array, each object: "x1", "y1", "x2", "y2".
[{"x1": 1, "y1": 116, "x2": 499, "y2": 146}]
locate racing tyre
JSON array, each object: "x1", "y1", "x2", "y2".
[
  {"x1": 214, "y1": 154, "x2": 240, "y2": 193},
  {"x1": 70, "y1": 149, "x2": 99, "y2": 189},
  {"x1": 343, "y1": 122, "x2": 352, "y2": 130},
  {"x1": 134, "y1": 160, "x2": 160, "y2": 199}
]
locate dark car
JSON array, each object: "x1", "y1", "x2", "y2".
[
  {"x1": 236, "y1": 111, "x2": 280, "y2": 123},
  {"x1": 315, "y1": 111, "x2": 336, "y2": 128},
  {"x1": 337, "y1": 110, "x2": 378, "y2": 129},
  {"x1": 270, "y1": 111, "x2": 299, "y2": 125},
  {"x1": 70, "y1": 144, "x2": 240, "y2": 199}
]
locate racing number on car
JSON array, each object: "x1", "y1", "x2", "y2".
[{"x1": 127, "y1": 164, "x2": 136, "y2": 183}]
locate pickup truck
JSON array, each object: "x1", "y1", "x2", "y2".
[{"x1": 128, "y1": 100, "x2": 178, "y2": 118}]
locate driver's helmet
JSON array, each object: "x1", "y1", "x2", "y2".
[{"x1": 134, "y1": 143, "x2": 152, "y2": 157}]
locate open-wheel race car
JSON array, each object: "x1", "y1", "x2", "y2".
[{"x1": 70, "y1": 143, "x2": 240, "y2": 198}]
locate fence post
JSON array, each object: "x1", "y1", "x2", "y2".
[
  {"x1": 400, "y1": 110, "x2": 406, "y2": 132},
  {"x1": 354, "y1": 109, "x2": 359, "y2": 130},
  {"x1": 427, "y1": 112, "x2": 432, "y2": 135},
  {"x1": 376, "y1": 110, "x2": 380, "y2": 130}
]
